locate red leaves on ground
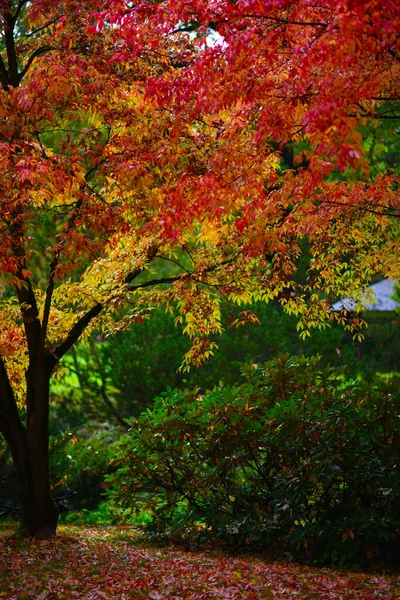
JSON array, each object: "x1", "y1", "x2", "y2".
[{"x1": 0, "y1": 526, "x2": 399, "y2": 599}]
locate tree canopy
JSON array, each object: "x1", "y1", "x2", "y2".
[{"x1": 1, "y1": 0, "x2": 399, "y2": 375}]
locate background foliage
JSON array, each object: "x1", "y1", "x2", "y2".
[{"x1": 49, "y1": 301, "x2": 400, "y2": 431}]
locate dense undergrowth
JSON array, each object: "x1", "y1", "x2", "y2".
[{"x1": 106, "y1": 355, "x2": 400, "y2": 566}]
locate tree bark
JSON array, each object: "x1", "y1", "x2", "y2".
[
  {"x1": 21, "y1": 355, "x2": 59, "y2": 537},
  {"x1": 0, "y1": 355, "x2": 59, "y2": 538},
  {"x1": 0, "y1": 358, "x2": 26, "y2": 474}
]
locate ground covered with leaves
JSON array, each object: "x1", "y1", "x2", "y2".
[{"x1": 0, "y1": 525, "x2": 399, "y2": 599}]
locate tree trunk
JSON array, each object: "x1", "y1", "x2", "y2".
[
  {"x1": 0, "y1": 355, "x2": 59, "y2": 538},
  {"x1": 18, "y1": 446, "x2": 59, "y2": 538},
  {"x1": 20, "y1": 358, "x2": 59, "y2": 537}
]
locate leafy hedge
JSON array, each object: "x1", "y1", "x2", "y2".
[{"x1": 107, "y1": 355, "x2": 400, "y2": 565}]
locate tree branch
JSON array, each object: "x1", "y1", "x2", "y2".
[
  {"x1": 3, "y1": 11, "x2": 19, "y2": 87},
  {"x1": 41, "y1": 199, "x2": 84, "y2": 344},
  {"x1": 242, "y1": 14, "x2": 328, "y2": 27},
  {"x1": 321, "y1": 200, "x2": 400, "y2": 219},
  {"x1": 19, "y1": 45, "x2": 54, "y2": 81},
  {"x1": 11, "y1": 0, "x2": 29, "y2": 26},
  {"x1": 0, "y1": 55, "x2": 8, "y2": 91},
  {"x1": 373, "y1": 114, "x2": 400, "y2": 120},
  {"x1": 53, "y1": 249, "x2": 159, "y2": 362},
  {"x1": 25, "y1": 15, "x2": 63, "y2": 38},
  {"x1": 53, "y1": 302, "x2": 104, "y2": 362},
  {"x1": 53, "y1": 249, "x2": 237, "y2": 364},
  {"x1": 128, "y1": 254, "x2": 239, "y2": 293},
  {"x1": 1, "y1": 4, "x2": 53, "y2": 89},
  {"x1": 42, "y1": 160, "x2": 108, "y2": 344},
  {"x1": 54, "y1": 269, "x2": 152, "y2": 361},
  {"x1": 128, "y1": 275, "x2": 184, "y2": 292},
  {"x1": 10, "y1": 220, "x2": 43, "y2": 362}
]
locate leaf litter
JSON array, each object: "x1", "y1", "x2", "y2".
[{"x1": 0, "y1": 526, "x2": 399, "y2": 599}]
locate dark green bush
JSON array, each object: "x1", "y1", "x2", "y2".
[
  {"x1": 50, "y1": 425, "x2": 118, "y2": 512},
  {"x1": 0, "y1": 425, "x2": 117, "y2": 519},
  {"x1": 106, "y1": 355, "x2": 400, "y2": 565}
]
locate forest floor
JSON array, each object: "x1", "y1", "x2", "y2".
[{"x1": 0, "y1": 524, "x2": 399, "y2": 599}]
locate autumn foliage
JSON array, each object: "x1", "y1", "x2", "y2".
[
  {"x1": 0, "y1": 0, "x2": 399, "y2": 536},
  {"x1": 1, "y1": 0, "x2": 399, "y2": 367}
]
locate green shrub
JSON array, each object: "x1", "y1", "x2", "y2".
[
  {"x1": 1, "y1": 425, "x2": 118, "y2": 520},
  {"x1": 106, "y1": 355, "x2": 400, "y2": 565},
  {"x1": 50, "y1": 425, "x2": 119, "y2": 512},
  {"x1": 61, "y1": 501, "x2": 115, "y2": 525}
]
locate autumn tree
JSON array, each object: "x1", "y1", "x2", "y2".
[{"x1": 0, "y1": 0, "x2": 399, "y2": 537}]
